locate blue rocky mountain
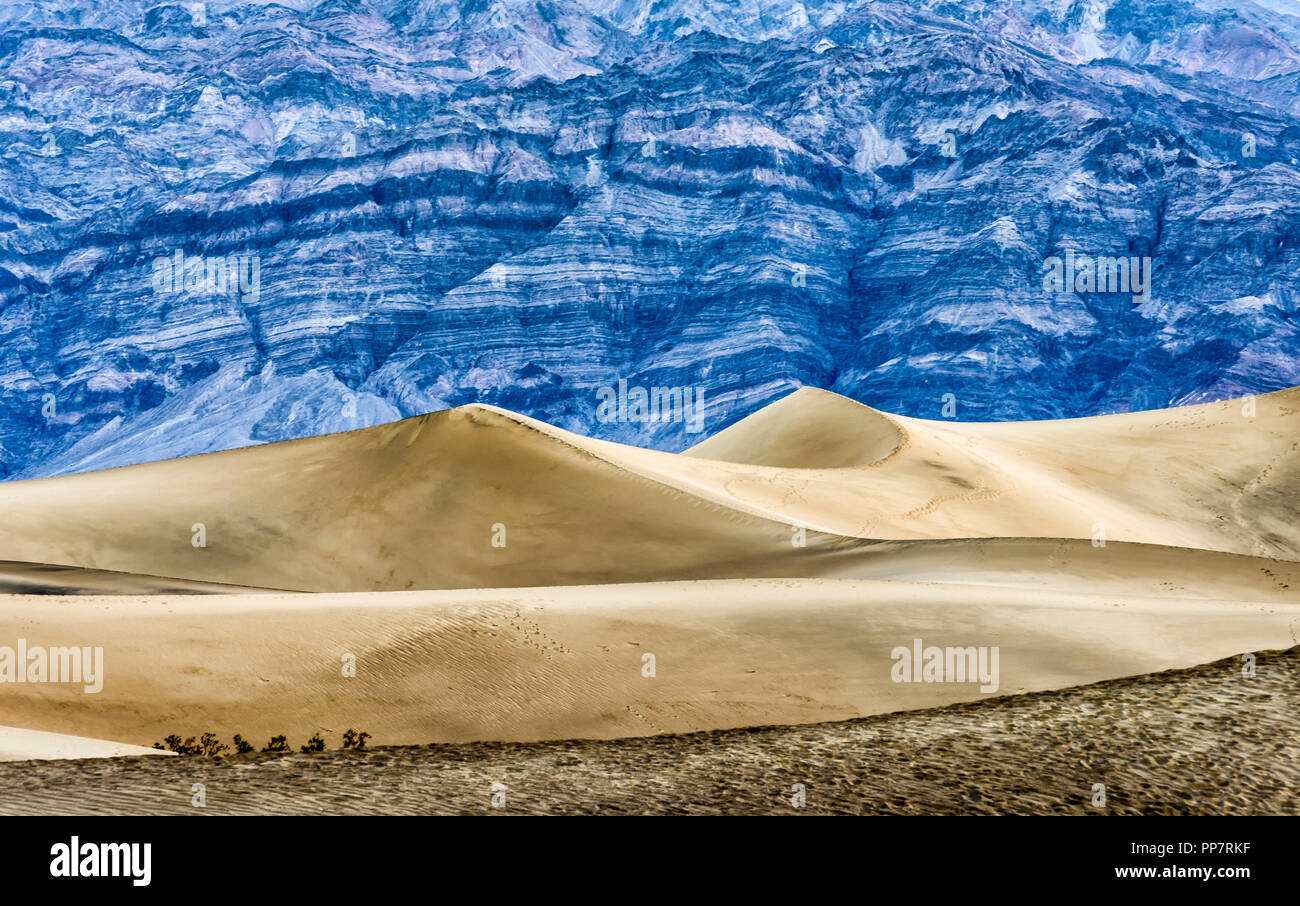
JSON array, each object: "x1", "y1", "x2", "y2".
[{"x1": 2, "y1": 0, "x2": 1299, "y2": 478}]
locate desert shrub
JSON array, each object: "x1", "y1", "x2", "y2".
[
  {"x1": 342, "y1": 729, "x2": 371, "y2": 750},
  {"x1": 156, "y1": 734, "x2": 204, "y2": 755},
  {"x1": 261, "y1": 735, "x2": 291, "y2": 753},
  {"x1": 153, "y1": 730, "x2": 345, "y2": 756},
  {"x1": 199, "y1": 732, "x2": 228, "y2": 757}
]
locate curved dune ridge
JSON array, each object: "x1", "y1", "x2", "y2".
[
  {"x1": 681, "y1": 387, "x2": 906, "y2": 468},
  {"x1": 0, "y1": 387, "x2": 1297, "y2": 759},
  {"x1": 0, "y1": 560, "x2": 288, "y2": 596}
]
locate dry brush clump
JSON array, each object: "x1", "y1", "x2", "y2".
[{"x1": 152, "y1": 729, "x2": 371, "y2": 756}]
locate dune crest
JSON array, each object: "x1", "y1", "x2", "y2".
[{"x1": 683, "y1": 387, "x2": 905, "y2": 468}]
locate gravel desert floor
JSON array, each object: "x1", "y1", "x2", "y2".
[{"x1": 2, "y1": 647, "x2": 1293, "y2": 816}]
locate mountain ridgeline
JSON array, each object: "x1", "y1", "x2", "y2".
[{"x1": 1, "y1": 0, "x2": 1299, "y2": 477}]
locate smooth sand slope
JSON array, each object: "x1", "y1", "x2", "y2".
[
  {"x1": 0, "y1": 386, "x2": 1296, "y2": 757},
  {"x1": 0, "y1": 726, "x2": 173, "y2": 762},
  {"x1": 1, "y1": 579, "x2": 1296, "y2": 751}
]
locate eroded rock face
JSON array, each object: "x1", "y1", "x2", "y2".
[{"x1": 2, "y1": 0, "x2": 1299, "y2": 478}]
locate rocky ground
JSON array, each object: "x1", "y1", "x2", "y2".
[{"x1": 1, "y1": 647, "x2": 1294, "y2": 815}]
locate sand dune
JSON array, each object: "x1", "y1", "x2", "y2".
[
  {"x1": 0, "y1": 404, "x2": 826, "y2": 592},
  {"x1": 0, "y1": 387, "x2": 1295, "y2": 593},
  {"x1": 682, "y1": 387, "x2": 904, "y2": 468},
  {"x1": 1, "y1": 579, "x2": 1295, "y2": 750},
  {"x1": 0, "y1": 386, "x2": 1296, "y2": 758},
  {"x1": 676, "y1": 387, "x2": 1300, "y2": 559}
]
